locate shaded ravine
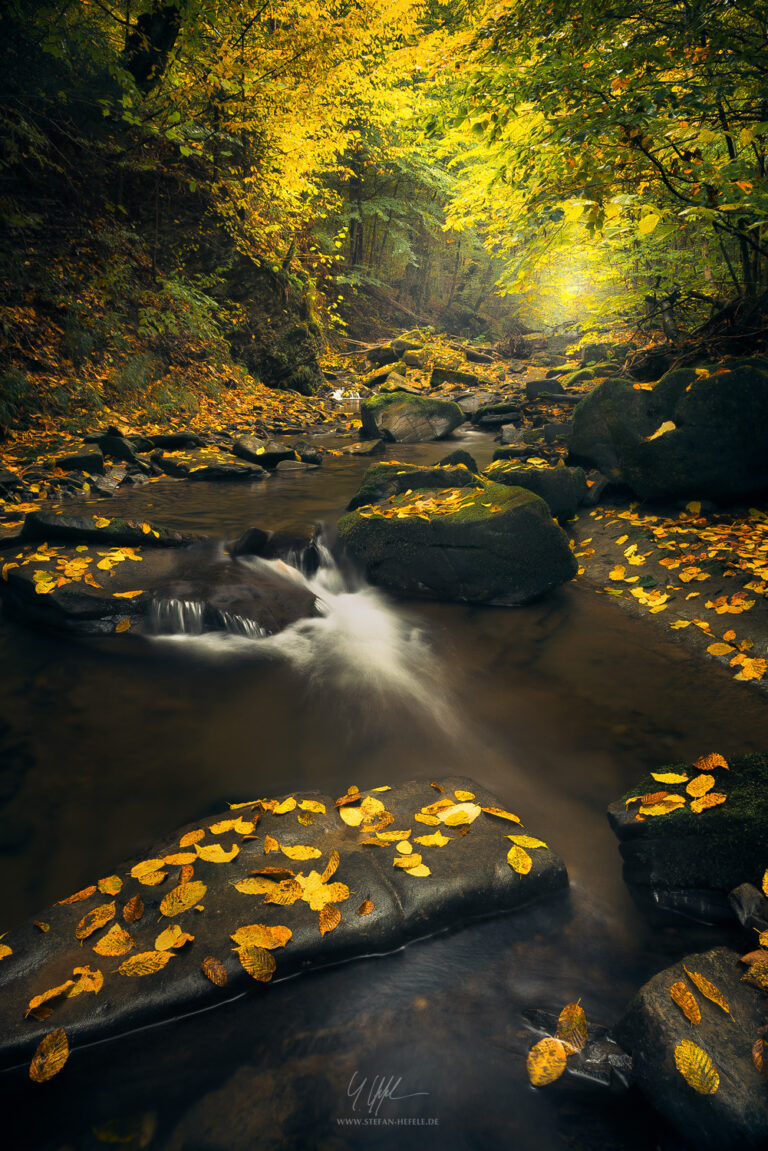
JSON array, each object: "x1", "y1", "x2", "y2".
[{"x1": 1, "y1": 432, "x2": 768, "y2": 1150}]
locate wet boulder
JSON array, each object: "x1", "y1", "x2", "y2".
[
  {"x1": 429, "y1": 366, "x2": 479, "y2": 388},
  {"x1": 0, "y1": 776, "x2": 567, "y2": 1072},
  {"x1": 471, "y1": 400, "x2": 522, "y2": 428},
  {"x1": 55, "y1": 447, "x2": 105, "y2": 474},
  {"x1": 152, "y1": 446, "x2": 268, "y2": 481},
  {"x1": 615, "y1": 947, "x2": 768, "y2": 1149},
  {"x1": 360, "y1": 393, "x2": 464, "y2": 443},
  {"x1": 526, "y1": 378, "x2": 564, "y2": 399},
  {"x1": 483, "y1": 460, "x2": 587, "y2": 522},
  {"x1": 338, "y1": 478, "x2": 577, "y2": 604},
  {"x1": 569, "y1": 359, "x2": 768, "y2": 500},
  {"x1": 438, "y1": 449, "x2": 479, "y2": 474},
  {"x1": 608, "y1": 752, "x2": 768, "y2": 918},
  {"x1": 20, "y1": 510, "x2": 196, "y2": 549},
  {"x1": 346, "y1": 461, "x2": 479, "y2": 512}
]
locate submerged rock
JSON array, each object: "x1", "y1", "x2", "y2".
[
  {"x1": 483, "y1": 460, "x2": 587, "y2": 522},
  {"x1": 569, "y1": 357, "x2": 768, "y2": 500},
  {"x1": 360, "y1": 393, "x2": 464, "y2": 443},
  {"x1": 338, "y1": 475, "x2": 577, "y2": 604},
  {"x1": 615, "y1": 947, "x2": 768, "y2": 1149},
  {"x1": 607, "y1": 752, "x2": 768, "y2": 916},
  {"x1": 0, "y1": 776, "x2": 567, "y2": 1072}
]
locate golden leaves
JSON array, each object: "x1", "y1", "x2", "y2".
[
  {"x1": 26, "y1": 967, "x2": 103, "y2": 1018},
  {"x1": 507, "y1": 844, "x2": 532, "y2": 874},
  {"x1": 97, "y1": 875, "x2": 123, "y2": 896},
  {"x1": 202, "y1": 957, "x2": 228, "y2": 987},
  {"x1": 414, "y1": 831, "x2": 451, "y2": 847},
  {"x1": 263, "y1": 835, "x2": 279, "y2": 853},
  {"x1": 159, "y1": 881, "x2": 207, "y2": 918},
  {"x1": 651, "y1": 772, "x2": 689, "y2": 784},
  {"x1": 138, "y1": 870, "x2": 167, "y2": 886},
  {"x1": 0, "y1": 944, "x2": 12, "y2": 961},
  {"x1": 320, "y1": 849, "x2": 340, "y2": 884},
  {"x1": 236, "y1": 944, "x2": 276, "y2": 982},
  {"x1": 357, "y1": 899, "x2": 374, "y2": 916},
  {"x1": 118, "y1": 951, "x2": 174, "y2": 977},
  {"x1": 441, "y1": 802, "x2": 482, "y2": 826},
  {"x1": 298, "y1": 799, "x2": 326, "y2": 813},
  {"x1": 481, "y1": 806, "x2": 522, "y2": 824},
  {"x1": 555, "y1": 1003, "x2": 587, "y2": 1053},
  {"x1": 690, "y1": 792, "x2": 727, "y2": 813},
  {"x1": 707, "y1": 642, "x2": 735, "y2": 657},
  {"x1": 670, "y1": 981, "x2": 701, "y2": 1025},
  {"x1": 753, "y1": 1039, "x2": 766, "y2": 1074},
  {"x1": 279, "y1": 844, "x2": 322, "y2": 861},
  {"x1": 75, "y1": 901, "x2": 115, "y2": 940},
  {"x1": 526, "y1": 1037, "x2": 568, "y2": 1086},
  {"x1": 164, "y1": 852, "x2": 197, "y2": 866},
  {"x1": 155, "y1": 925, "x2": 194, "y2": 951},
  {"x1": 115, "y1": 618, "x2": 131, "y2": 634},
  {"x1": 508, "y1": 834, "x2": 548, "y2": 850},
  {"x1": 674, "y1": 1040, "x2": 719, "y2": 1094},
  {"x1": 58, "y1": 885, "x2": 97, "y2": 905},
  {"x1": 29, "y1": 1029, "x2": 69, "y2": 1083},
  {"x1": 113, "y1": 590, "x2": 143, "y2": 599},
  {"x1": 130, "y1": 859, "x2": 165, "y2": 879},
  {"x1": 273, "y1": 797, "x2": 297, "y2": 815},
  {"x1": 123, "y1": 896, "x2": 144, "y2": 923},
  {"x1": 686, "y1": 774, "x2": 714, "y2": 798},
  {"x1": 319, "y1": 905, "x2": 341, "y2": 936},
  {"x1": 693, "y1": 753, "x2": 728, "y2": 772},
  {"x1": 638, "y1": 794, "x2": 686, "y2": 817},
  {"x1": 683, "y1": 966, "x2": 730, "y2": 1014},
  {"x1": 230, "y1": 924, "x2": 292, "y2": 949},
  {"x1": 743, "y1": 961, "x2": 768, "y2": 991},
  {"x1": 180, "y1": 829, "x2": 205, "y2": 847},
  {"x1": 194, "y1": 843, "x2": 240, "y2": 864},
  {"x1": 92, "y1": 924, "x2": 135, "y2": 957}
]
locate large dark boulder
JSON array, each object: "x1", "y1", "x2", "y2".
[
  {"x1": 483, "y1": 460, "x2": 587, "y2": 522},
  {"x1": 232, "y1": 437, "x2": 298, "y2": 468},
  {"x1": 0, "y1": 776, "x2": 567, "y2": 1072},
  {"x1": 615, "y1": 947, "x2": 768, "y2": 1149},
  {"x1": 569, "y1": 359, "x2": 768, "y2": 500},
  {"x1": 338, "y1": 477, "x2": 577, "y2": 604},
  {"x1": 360, "y1": 392, "x2": 465, "y2": 443},
  {"x1": 346, "y1": 461, "x2": 478, "y2": 512},
  {"x1": 608, "y1": 752, "x2": 768, "y2": 917}
]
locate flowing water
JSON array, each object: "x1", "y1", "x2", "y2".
[{"x1": 2, "y1": 426, "x2": 768, "y2": 1150}]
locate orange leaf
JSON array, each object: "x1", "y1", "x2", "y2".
[
  {"x1": 236, "y1": 944, "x2": 276, "y2": 982},
  {"x1": 319, "y1": 905, "x2": 341, "y2": 936},
  {"x1": 92, "y1": 923, "x2": 135, "y2": 956},
  {"x1": 555, "y1": 1002, "x2": 588, "y2": 1052},
  {"x1": 357, "y1": 898, "x2": 374, "y2": 916},
  {"x1": 75, "y1": 902, "x2": 115, "y2": 940},
  {"x1": 58, "y1": 885, "x2": 97, "y2": 905},
  {"x1": 670, "y1": 981, "x2": 701, "y2": 1024},
  {"x1": 29, "y1": 1029, "x2": 69, "y2": 1083},
  {"x1": 686, "y1": 774, "x2": 714, "y2": 798},
  {"x1": 118, "y1": 951, "x2": 174, "y2": 976},
  {"x1": 526, "y1": 1037, "x2": 567, "y2": 1086},
  {"x1": 684, "y1": 966, "x2": 731, "y2": 1013},
  {"x1": 122, "y1": 896, "x2": 144, "y2": 923},
  {"x1": 159, "y1": 881, "x2": 207, "y2": 917},
  {"x1": 201, "y1": 956, "x2": 228, "y2": 987}
]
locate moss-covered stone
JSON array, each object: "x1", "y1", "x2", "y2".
[
  {"x1": 338, "y1": 478, "x2": 577, "y2": 604},
  {"x1": 360, "y1": 392, "x2": 465, "y2": 442},
  {"x1": 346, "y1": 461, "x2": 477, "y2": 511},
  {"x1": 608, "y1": 752, "x2": 768, "y2": 894},
  {"x1": 483, "y1": 459, "x2": 587, "y2": 522}
]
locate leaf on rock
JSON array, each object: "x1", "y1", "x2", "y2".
[
  {"x1": 674, "y1": 1039, "x2": 719, "y2": 1094},
  {"x1": 263, "y1": 878, "x2": 303, "y2": 905},
  {"x1": 202, "y1": 956, "x2": 228, "y2": 987},
  {"x1": 508, "y1": 834, "x2": 548, "y2": 849},
  {"x1": 155, "y1": 925, "x2": 194, "y2": 951},
  {"x1": 753, "y1": 1039, "x2": 766, "y2": 1074},
  {"x1": 393, "y1": 853, "x2": 423, "y2": 870},
  {"x1": 298, "y1": 800, "x2": 326, "y2": 813},
  {"x1": 130, "y1": 859, "x2": 166, "y2": 879},
  {"x1": 683, "y1": 967, "x2": 731, "y2": 1014},
  {"x1": 320, "y1": 850, "x2": 340, "y2": 883},
  {"x1": 375, "y1": 829, "x2": 412, "y2": 843},
  {"x1": 138, "y1": 870, "x2": 167, "y2": 886},
  {"x1": 29, "y1": 1029, "x2": 69, "y2": 1083},
  {"x1": 339, "y1": 805, "x2": 363, "y2": 827},
  {"x1": 319, "y1": 905, "x2": 341, "y2": 936},
  {"x1": 26, "y1": 981, "x2": 75, "y2": 1018},
  {"x1": 115, "y1": 618, "x2": 131, "y2": 634},
  {"x1": 440, "y1": 802, "x2": 482, "y2": 826},
  {"x1": 763, "y1": 869, "x2": 768, "y2": 899},
  {"x1": 0, "y1": 944, "x2": 12, "y2": 961},
  {"x1": 686, "y1": 774, "x2": 714, "y2": 798},
  {"x1": 194, "y1": 843, "x2": 240, "y2": 863},
  {"x1": 742, "y1": 961, "x2": 768, "y2": 991},
  {"x1": 507, "y1": 844, "x2": 533, "y2": 874},
  {"x1": 481, "y1": 806, "x2": 522, "y2": 824},
  {"x1": 693, "y1": 753, "x2": 729, "y2": 772},
  {"x1": 690, "y1": 792, "x2": 727, "y2": 814},
  {"x1": 230, "y1": 924, "x2": 292, "y2": 949},
  {"x1": 273, "y1": 797, "x2": 297, "y2": 815},
  {"x1": 670, "y1": 981, "x2": 701, "y2": 1024},
  {"x1": 179, "y1": 864, "x2": 195, "y2": 884},
  {"x1": 123, "y1": 896, "x2": 144, "y2": 923},
  {"x1": 34, "y1": 921, "x2": 49, "y2": 932},
  {"x1": 526, "y1": 1037, "x2": 567, "y2": 1087},
  {"x1": 159, "y1": 881, "x2": 207, "y2": 918},
  {"x1": 92, "y1": 924, "x2": 135, "y2": 956},
  {"x1": 119, "y1": 951, "x2": 173, "y2": 977},
  {"x1": 413, "y1": 812, "x2": 440, "y2": 826},
  {"x1": 163, "y1": 852, "x2": 197, "y2": 867},
  {"x1": 58, "y1": 885, "x2": 98, "y2": 905},
  {"x1": 555, "y1": 1003, "x2": 588, "y2": 1052},
  {"x1": 236, "y1": 944, "x2": 276, "y2": 982},
  {"x1": 651, "y1": 772, "x2": 689, "y2": 784},
  {"x1": 414, "y1": 831, "x2": 451, "y2": 847},
  {"x1": 280, "y1": 844, "x2": 322, "y2": 861},
  {"x1": 406, "y1": 864, "x2": 432, "y2": 876},
  {"x1": 75, "y1": 902, "x2": 116, "y2": 940},
  {"x1": 454, "y1": 790, "x2": 475, "y2": 801},
  {"x1": 357, "y1": 899, "x2": 374, "y2": 916},
  {"x1": 638, "y1": 795, "x2": 686, "y2": 816},
  {"x1": 263, "y1": 835, "x2": 279, "y2": 853},
  {"x1": 180, "y1": 829, "x2": 205, "y2": 847}
]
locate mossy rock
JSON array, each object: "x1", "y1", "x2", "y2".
[
  {"x1": 338, "y1": 479, "x2": 577, "y2": 604},
  {"x1": 346, "y1": 461, "x2": 477, "y2": 511},
  {"x1": 360, "y1": 392, "x2": 465, "y2": 443},
  {"x1": 608, "y1": 752, "x2": 768, "y2": 896},
  {"x1": 483, "y1": 460, "x2": 587, "y2": 522},
  {"x1": 562, "y1": 367, "x2": 595, "y2": 387}
]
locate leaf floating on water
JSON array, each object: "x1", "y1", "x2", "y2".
[
  {"x1": 92, "y1": 924, "x2": 135, "y2": 957},
  {"x1": 507, "y1": 834, "x2": 548, "y2": 850},
  {"x1": 674, "y1": 1039, "x2": 719, "y2": 1094},
  {"x1": 683, "y1": 967, "x2": 731, "y2": 1014},
  {"x1": 319, "y1": 905, "x2": 341, "y2": 936},
  {"x1": 555, "y1": 1003, "x2": 588, "y2": 1053},
  {"x1": 237, "y1": 944, "x2": 276, "y2": 982},
  {"x1": 202, "y1": 956, "x2": 227, "y2": 986},
  {"x1": 414, "y1": 831, "x2": 451, "y2": 847},
  {"x1": 357, "y1": 899, "x2": 374, "y2": 916},
  {"x1": 180, "y1": 829, "x2": 205, "y2": 847},
  {"x1": 280, "y1": 844, "x2": 322, "y2": 861},
  {"x1": 693, "y1": 753, "x2": 729, "y2": 772},
  {"x1": 75, "y1": 902, "x2": 116, "y2": 940},
  {"x1": 670, "y1": 981, "x2": 701, "y2": 1025},
  {"x1": 690, "y1": 792, "x2": 727, "y2": 814},
  {"x1": 58, "y1": 885, "x2": 98, "y2": 905},
  {"x1": 155, "y1": 925, "x2": 194, "y2": 951},
  {"x1": 526, "y1": 1037, "x2": 567, "y2": 1087},
  {"x1": 320, "y1": 849, "x2": 340, "y2": 884},
  {"x1": 686, "y1": 774, "x2": 715, "y2": 798},
  {"x1": 230, "y1": 924, "x2": 292, "y2": 949},
  {"x1": 481, "y1": 806, "x2": 522, "y2": 824},
  {"x1": 194, "y1": 843, "x2": 240, "y2": 863},
  {"x1": 29, "y1": 1029, "x2": 69, "y2": 1083},
  {"x1": 123, "y1": 896, "x2": 144, "y2": 924},
  {"x1": 97, "y1": 875, "x2": 123, "y2": 896},
  {"x1": 651, "y1": 772, "x2": 690, "y2": 784},
  {"x1": 119, "y1": 951, "x2": 173, "y2": 977},
  {"x1": 507, "y1": 844, "x2": 533, "y2": 874},
  {"x1": 159, "y1": 881, "x2": 207, "y2": 918}
]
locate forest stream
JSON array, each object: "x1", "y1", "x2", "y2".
[{"x1": 2, "y1": 422, "x2": 768, "y2": 1150}]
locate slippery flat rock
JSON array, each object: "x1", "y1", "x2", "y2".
[
  {"x1": 152, "y1": 447, "x2": 267, "y2": 482},
  {"x1": 615, "y1": 947, "x2": 768, "y2": 1149},
  {"x1": 20, "y1": 511, "x2": 196, "y2": 548},
  {"x1": 608, "y1": 752, "x2": 768, "y2": 906},
  {"x1": 0, "y1": 776, "x2": 567, "y2": 1070}
]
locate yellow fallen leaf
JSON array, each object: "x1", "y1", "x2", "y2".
[
  {"x1": 339, "y1": 805, "x2": 363, "y2": 827},
  {"x1": 113, "y1": 590, "x2": 143, "y2": 599},
  {"x1": 279, "y1": 844, "x2": 322, "y2": 861},
  {"x1": 236, "y1": 943, "x2": 276, "y2": 981},
  {"x1": 414, "y1": 831, "x2": 451, "y2": 847},
  {"x1": 683, "y1": 966, "x2": 731, "y2": 1013},
  {"x1": 674, "y1": 1039, "x2": 719, "y2": 1094},
  {"x1": 273, "y1": 797, "x2": 297, "y2": 815},
  {"x1": 231, "y1": 924, "x2": 292, "y2": 949},
  {"x1": 138, "y1": 869, "x2": 167, "y2": 886},
  {"x1": 155, "y1": 925, "x2": 194, "y2": 951},
  {"x1": 556, "y1": 1002, "x2": 588, "y2": 1052},
  {"x1": 159, "y1": 881, "x2": 207, "y2": 918},
  {"x1": 93, "y1": 517, "x2": 111, "y2": 529},
  {"x1": 97, "y1": 875, "x2": 123, "y2": 896},
  {"x1": 92, "y1": 923, "x2": 135, "y2": 956},
  {"x1": 118, "y1": 951, "x2": 173, "y2": 976},
  {"x1": 693, "y1": 753, "x2": 728, "y2": 772},
  {"x1": 670, "y1": 981, "x2": 701, "y2": 1024},
  {"x1": 454, "y1": 790, "x2": 475, "y2": 801},
  {"x1": 194, "y1": 843, "x2": 240, "y2": 863},
  {"x1": 638, "y1": 795, "x2": 686, "y2": 816},
  {"x1": 164, "y1": 852, "x2": 197, "y2": 866},
  {"x1": 481, "y1": 806, "x2": 522, "y2": 824},
  {"x1": 507, "y1": 834, "x2": 548, "y2": 849},
  {"x1": 651, "y1": 772, "x2": 689, "y2": 784},
  {"x1": 298, "y1": 799, "x2": 326, "y2": 813},
  {"x1": 319, "y1": 904, "x2": 341, "y2": 936},
  {"x1": 526, "y1": 1037, "x2": 567, "y2": 1087},
  {"x1": 405, "y1": 863, "x2": 431, "y2": 876},
  {"x1": 201, "y1": 956, "x2": 227, "y2": 986},
  {"x1": 357, "y1": 898, "x2": 375, "y2": 916},
  {"x1": 507, "y1": 844, "x2": 532, "y2": 874},
  {"x1": 686, "y1": 774, "x2": 715, "y2": 798},
  {"x1": 0, "y1": 944, "x2": 12, "y2": 961},
  {"x1": 75, "y1": 902, "x2": 116, "y2": 940},
  {"x1": 29, "y1": 1029, "x2": 69, "y2": 1083},
  {"x1": 115, "y1": 618, "x2": 131, "y2": 633}
]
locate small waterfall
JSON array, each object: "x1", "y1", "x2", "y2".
[
  {"x1": 213, "y1": 610, "x2": 265, "y2": 639},
  {"x1": 150, "y1": 598, "x2": 206, "y2": 635}
]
